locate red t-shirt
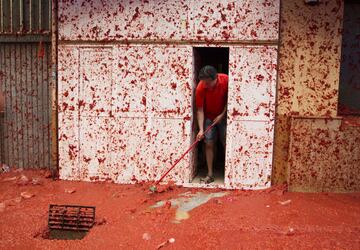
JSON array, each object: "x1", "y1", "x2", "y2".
[{"x1": 195, "y1": 73, "x2": 228, "y2": 120}]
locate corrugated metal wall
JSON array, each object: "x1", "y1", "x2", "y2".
[
  {"x1": 0, "y1": 0, "x2": 51, "y2": 34},
  {"x1": 0, "y1": 42, "x2": 51, "y2": 168},
  {"x1": 0, "y1": 0, "x2": 52, "y2": 169}
]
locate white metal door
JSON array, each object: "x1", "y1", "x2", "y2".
[{"x1": 225, "y1": 46, "x2": 277, "y2": 189}]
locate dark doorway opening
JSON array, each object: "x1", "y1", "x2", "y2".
[{"x1": 190, "y1": 47, "x2": 229, "y2": 185}]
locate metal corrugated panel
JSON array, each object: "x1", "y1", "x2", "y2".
[
  {"x1": 0, "y1": 42, "x2": 51, "y2": 168},
  {"x1": 0, "y1": 0, "x2": 51, "y2": 34}
]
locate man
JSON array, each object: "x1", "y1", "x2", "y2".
[{"x1": 195, "y1": 65, "x2": 228, "y2": 184}]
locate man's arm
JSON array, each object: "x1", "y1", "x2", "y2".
[
  {"x1": 213, "y1": 79, "x2": 228, "y2": 124},
  {"x1": 197, "y1": 108, "x2": 205, "y2": 132},
  {"x1": 196, "y1": 108, "x2": 205, "y2": 140},
  {"x1": 195, "y1": 82, "x2": 205, "y2": 140},
  {"x1": 213, "y1": 103, "x2": 227, "y2": 125},
  {"x1": 220, "y1": 105, "x2": 227, "y2": 118}
]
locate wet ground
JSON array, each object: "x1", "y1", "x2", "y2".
[{"x1": 0, "y1": 169, "x2": 360, "y2": 249}]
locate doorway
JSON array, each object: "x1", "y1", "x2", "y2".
[{"x1": 190, "y1": 47, "x2": 229, "y2": 184}]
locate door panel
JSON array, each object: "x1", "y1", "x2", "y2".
[
  {"x1": 225, "y1": 120, "x2": 274, "y2": 188},
  {"x1": 58, "y1": 0, "x2": 190, "y2": 41},
  {"x1": 112, "y1": 45, "x2": 149, "y2": 118},
  {"x1": 79, "y1": 116, "x2": 113, "y2": 181},
  {"x1": 58, "y1": 113, "x2": 80, "y2": 180},
  {"x1": 228, "y1": 46, "x2": 277, "y2": 121},
  {"x1": 189, "y1": 0, "x2": 279, "y2": 41},
  {"x1": 58, "y1": 46, "x2": 80, "y2": 114},
  {"x1": 79, "y1": 48, "x2": 113, "y2": 117},
  {"x1": 110, "y1": 117, "x2": 149, "y2": 183},
  {"x1": 147, "y1": 46, "x2": 192, "y2": 119},
  {"x1": 226, "y1": 46, "x2": 277, "y2": 189},
  {"x1": 144, "y1": 118, "x2": 192, "y2": 184},
  {"x1": 76, "y1": 45, "x2": 193, "y2": 184}
]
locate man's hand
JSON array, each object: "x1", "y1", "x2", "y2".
[
  {"x1": 213, "y1": 113, "x2": 225, "y2": 125},
  {"x1": 196, "y1": 130, "x2": 204, "y2": 141}
]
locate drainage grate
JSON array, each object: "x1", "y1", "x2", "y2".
[{"x1": 48, "y1": 204, "x2": 96, "y2": 231}]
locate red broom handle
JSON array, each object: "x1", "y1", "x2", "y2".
[{"x1": 155, "y1": 123, "x2": 216, "y2": 185}]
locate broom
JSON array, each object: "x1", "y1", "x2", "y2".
[{"x1": 149, "y1": 122, "x2": 216, "y2": 193}]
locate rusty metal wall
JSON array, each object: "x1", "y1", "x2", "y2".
[
  {"x1": 273, "y1": 0, "x2": 344, "y2": 185},
  {"x1": 289, "y1": 117, "x2": 360, "y2": 192},
  {"x1": 274, "y1": 0, "x2": 360, "y2": 192},
  {"x1": 0, "y1": 0, "x2": 51, "y2": 34},
  {"x1": 0, "y1": 42, "x2": 51, "y2": 168},
  {"x1": 57, "y1": 0, "x2": 280, "y2": 189}
]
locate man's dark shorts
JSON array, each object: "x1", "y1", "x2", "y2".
[{"x1": 204, "y1": 118, "x2": 226, "y2": 145}]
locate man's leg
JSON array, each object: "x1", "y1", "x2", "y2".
[
  {"x1": 203, "y1": 119, "x2": 216, "y2": 180},
  {"x1": 205, "y1": 141, "x2": 215, "y2": 177},
  {"x1": 219, "y1": 119, "x2": 227, "y2": 149}
]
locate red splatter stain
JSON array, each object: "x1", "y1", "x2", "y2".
[
  {"x1": 231, "y1": 109, "x2": 241, "y2": 117},
  {"x1": 62, "y1": 102, "x2": 68, "y2": 111},
  {"x1": 83, "y1": 156, "x2": 91, "y2": 163},
  {"x1": 68, "y1": 144, "x2": 77, "y2": 160},
  {"x1": 98, "y1": 158, "x2": 106, "y2": 164},
  {"x1": 131, "y1": 7, "x2": 140, "y2": 22},
  {"x1": 222, "y1": 31, "x2": 230, "y2": 40},
  {"x1": 89, "y1": 176, "x2": 99, "y2": 181},
  {"x1": 256, "y1": 74, "x2": 264, "y2": 81},
  {"x1": 79, "y1": 100, "x2": 86, "y2": 108},
  {"x1": 141, "y1": 96, "x2": 146, "y2": 106},
  {"x1": 250, "y1": 30, "x2": 258, "y2": 38},
  {"x1": 89, "y1": 102, "x2": 96, "y2": 110}
]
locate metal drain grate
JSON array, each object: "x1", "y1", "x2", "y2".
[{"x1": 48, "y1": 204, "x2": 96, "y2": 231}]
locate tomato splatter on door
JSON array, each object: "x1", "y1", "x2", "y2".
[
  {"x1": 57, "y1": 0, "x2": 280, "y2": 189},
  {"x1": 226, "y1": 46, "x2": 277, "y2": 189}
]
